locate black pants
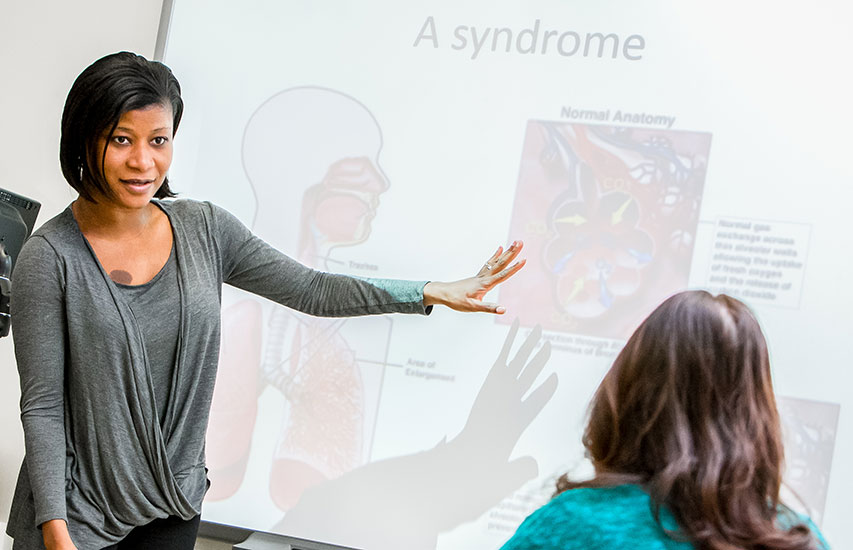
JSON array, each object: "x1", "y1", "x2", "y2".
[{"x1": 100, "y1": 515, "x2": 201, "y2": 550}]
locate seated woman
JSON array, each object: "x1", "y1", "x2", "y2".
[{"x1": 501, "y1": 290, "x2": 829, "y2": 550}]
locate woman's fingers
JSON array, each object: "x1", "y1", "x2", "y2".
[
  {"x1": 485, "y1": 259, "x2": 526, "y2": 288},
  {"x1": 491, "y1": 240, "x2": 523, "y2": 272},
  {"x1": 439, "y1": 241, "x2": 526, "y2": 315},
  {"x1": 477, "y1": 240, "x2": 523, "y2": 278},
  {"x1": 464, "y1": 259, "x2": 525, "y2": 314},
  {"x1": 468, "y1": 299, "x2": 506, "y2": 314},
  {"x1": 477, "y1": 246, "x2": 504, "y2": 277}
]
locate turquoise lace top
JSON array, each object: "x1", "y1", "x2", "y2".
[{"x1": 500, "y1": 484, "x2": 829, "y2": 550}]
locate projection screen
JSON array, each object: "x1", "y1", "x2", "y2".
[{"x1": 157, "y1": 1, "x2": 851, "y2": 548}]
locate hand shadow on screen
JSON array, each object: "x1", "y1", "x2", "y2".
[{"x1": 274, "y1": 322, "x2": 558, "y2": 550}]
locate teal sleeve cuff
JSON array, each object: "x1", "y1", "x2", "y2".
[{"x1": 356, "y1": 277, "x2": 432, "y2": 315}]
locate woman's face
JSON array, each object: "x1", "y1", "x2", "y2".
[{"x1": 96, "y1": 104, "x2": 173, "y2": 209}]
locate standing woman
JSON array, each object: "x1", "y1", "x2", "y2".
[
  {"x1": 501, "y1": 291, "x2": 829, "y2": 550},
  {"x1": 6, "y1": 52, "x2": 524, "y2": 550}
]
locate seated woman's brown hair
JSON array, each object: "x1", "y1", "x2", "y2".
[{"x1": 557, "y1": 290, "x2": 818, "y2": 550}]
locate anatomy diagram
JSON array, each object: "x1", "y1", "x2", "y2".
[
  {"x1": 206, "y1": 87, "x2": 392, "y2": 510},
  {"x1": 501, "y1": 121, "x2": 712, "y2": 338}
]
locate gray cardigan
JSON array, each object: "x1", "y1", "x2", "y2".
[{"x1": 8, "y1": 200, "x2": 429, "y2": 549}]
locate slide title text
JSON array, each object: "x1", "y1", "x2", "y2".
[{"x1": 414, "y1": 17, "x2": 646, "y2": 61}]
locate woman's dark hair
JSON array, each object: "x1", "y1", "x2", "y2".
[
  {"x1": 557, "y1": 291, "x2": 818, "y2": 550},
  {"x1": 60, "y1": 51, "x2": 183, "y2": 202}
]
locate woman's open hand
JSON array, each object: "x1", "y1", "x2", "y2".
[{"x1": 423, "y1": 240, "x2": 525, "y2": 314}]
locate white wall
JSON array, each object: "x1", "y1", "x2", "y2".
[{"x1": 0, "y1": 2, "x2": 225, "y2": 548}]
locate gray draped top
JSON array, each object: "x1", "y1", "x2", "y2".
[
  {"x1": 8, "y1": 200, "x2": 429, "y2": 549},
  {"x1": 115, "y1": 243, "x2": 180, "y2": 428}
]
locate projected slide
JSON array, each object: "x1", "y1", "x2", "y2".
[{"x1": 160, "y1": 1, "x2": 851, "y2": 548}]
